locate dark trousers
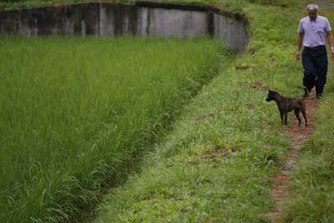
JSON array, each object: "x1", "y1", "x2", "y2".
[{"x1": 302, "y1": 46, "x2": 328, "y2": 96}]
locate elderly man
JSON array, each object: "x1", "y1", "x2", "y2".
[{"x1": 295, "y1": 4, "x2": 334, "y2": 99}]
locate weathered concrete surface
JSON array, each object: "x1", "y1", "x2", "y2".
[
  {"x1": 0, "y1": 2, "x2": 249, "y2": 51},
  {"x1": 136, "y1": 8, "x2": 209, "y2": 37},
  {"x1": 0, "y1": 3, "x2": 100, "y2": 36},
  {"x1": 213, "y1": 13, "x2": 248, "y2": 52}
]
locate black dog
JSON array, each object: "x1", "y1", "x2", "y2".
[{"x1": 266, "y1": 90, "x2": 307, "y2": 127}]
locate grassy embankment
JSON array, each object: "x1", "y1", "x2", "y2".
[
  {"x1": 1, "y1": 0, "x2": 334, "y2": 222},
  {"x1": 93, "y1": 0, "x2": 334, "y2": 222},
  {"x1": 282, "y1": 3, "x2": 334, "y2": 222},
  {"x1": 0, "y1": 36, "x2": 224, "y2": 222}
]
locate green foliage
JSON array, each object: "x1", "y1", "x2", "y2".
[
  {"x1": 282, "y1": 77, "x2": 334, "y2": 222},
  {"x1": 94, "y1": 48, "x2": 292, "y2": 222},
  {"x1": 93, "y1": 1, "x2": 334, "y2": 222},
  {"x1": 1, "y1": 0, "x2": 334, "y2": 222},
  {"x1": 0, "y1": 36, "x2": 222, "y2": 222},
  {"x1": 93, "y1": 2, "x2": 310, "y2": 222},
  {"x1": 244, "y1": 0, "x2": 298, "y2": 7},
  {"x1": 0, "y1": 0, "x2": 305, "y2": 10}
]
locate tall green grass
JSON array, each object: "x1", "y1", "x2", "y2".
[
  {"x1": 94, "y1": 1, "x2": 334, "y2": 222},
  {"x1": 0, "y1": 36, "x2": 223, "y2": 222},
  {"x1": 3, "y1": 0, "x2": 334, "y2": 222},
  {"x1": 282, "y1": 76, "x2": 334, "y2": 222},
  {"x1": 93, "y1": 1, "x2": 308, "y2": 222},
  {"x1": 0, "y1": 0, "x2": 301, "y2": 11},
  {"x1": 278, "y1": 3, "x2": 334, "y2": 222}
]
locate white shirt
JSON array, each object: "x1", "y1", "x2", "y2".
[{"x1": 297, "y1": 15, "x2": 332, "y2": 47}]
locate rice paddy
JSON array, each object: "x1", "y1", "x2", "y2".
[{"x1": 0, "y1": 36, "x2": 224, "y2": 222}]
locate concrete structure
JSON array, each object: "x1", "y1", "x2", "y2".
[{"x1": 0, "y1": 1, "x2": 249, "y2": 51}]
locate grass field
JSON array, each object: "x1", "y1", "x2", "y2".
[
  {"x1": 2, "y1": 0, "x2": 334, "y2": 222},
  {"x1": 93, "y1": 0, "x2": 334, "y2": 223},
  {"x1": 0, "y1": 36, "x2": 224, "y2": 222}
]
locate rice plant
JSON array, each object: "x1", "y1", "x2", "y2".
[{"x1": 0, "y1": 36, "x2": 223, "y2": 222}]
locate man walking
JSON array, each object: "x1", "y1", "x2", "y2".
[{"x1": 295, "y1": 4, "x2": 334, "y2": 99}]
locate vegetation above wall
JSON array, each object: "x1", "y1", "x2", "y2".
[
  {"x1": 1, "y1": 0, "x2": 334, "y2": 222},
  {"x1": 0, "y1": 0, "x2": 297, "y2": 11}
]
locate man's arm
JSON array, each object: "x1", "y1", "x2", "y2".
[
  {"x1": 296, "y1": 32, "x2": 304, "y2": 60},
  {"x1": 326, "y1": 31, "x2": 334, "y2": 58}
]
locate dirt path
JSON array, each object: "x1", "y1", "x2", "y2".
[{"x1": 267, "y1": 90, "x2": 317, "y2": 223}]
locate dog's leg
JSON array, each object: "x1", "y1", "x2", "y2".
[
  {"x1": 284, "y1": 112, "x2": 288, "y2": 125},
  {"x1": 294, "y1": 109, "x2": 302, "y2": 127},
  {"x1": 301, "y1": 109, "x2": 308, "y2": 127},
  {"x1": 279, "y1": 109, "x2": 284, "y2": 124}
]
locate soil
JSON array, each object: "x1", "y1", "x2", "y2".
[{"x1": 267, "y1": 89, "x2": 317, "y2": 223}]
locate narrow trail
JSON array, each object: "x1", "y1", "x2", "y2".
[{"x1": 267, "y1": 90, "x2": 317, "y2": 223}]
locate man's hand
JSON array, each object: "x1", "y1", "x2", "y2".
[{"x1": 295, "y1": 50, "x2": 301, "y2": 60}]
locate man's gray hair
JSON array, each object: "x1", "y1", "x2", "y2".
[{"x1": 307, "y1": 4, "x2": 319, "y2": 11}]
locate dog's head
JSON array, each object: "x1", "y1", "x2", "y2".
[{"x1": 266, "y1": 90, "x2": 278, "y2": 102}]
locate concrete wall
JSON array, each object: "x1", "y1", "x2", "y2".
[
  {"x1": 0, "y1": 2, "x2": 249, "y2": 51},
  {"x1": 213, "y1": 13, "x2": 248, "y2": 52}
]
